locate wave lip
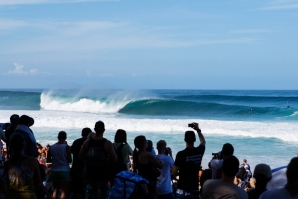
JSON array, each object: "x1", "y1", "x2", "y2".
[{"x1": 40, "y1": 90, "x2": 135, "y2": 113}]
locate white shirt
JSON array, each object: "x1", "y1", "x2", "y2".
[{"x1": 156, "y1": 154, "x2": 174, "y2": 195}]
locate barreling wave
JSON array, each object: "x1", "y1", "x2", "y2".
[
  {"x1": 119, "y1": 99, "x2": 296, "y2": 119},
  {"x1": 40, "y1": 90, "x2": 133, "y2": 113},
  {"x1": 1, "y1": 89, "x2": 297, "y2": 120}
]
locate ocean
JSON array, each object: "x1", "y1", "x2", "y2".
[{"x1": 0, "y1": 89, "x2": 297, "y2": 170}]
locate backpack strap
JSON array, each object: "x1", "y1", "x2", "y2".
[{"x1": 115, "y1": 143, "x2": 126, "y2": 153}]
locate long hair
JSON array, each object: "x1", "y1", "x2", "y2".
[
  {"x1": 114, "y1": 129, "x2": 127, "y2": 143},
  {"x1": 146, "y1": 140, "x2": 153, "y2": 152},
  {"x1": 133, "y1": 135, "x2": 146, "y2": 167},
  {"x1": 10, "y1": 134, "x2": 25, "y2": 163}
]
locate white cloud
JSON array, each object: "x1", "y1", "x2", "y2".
[{"x1": 6, "y1": 63, "x2": 38, "y2": 75}]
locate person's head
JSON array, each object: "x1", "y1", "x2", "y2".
[
  {"x1": 10, "y1": 133, "x2": 24, "y2": 154},
  {"x1": 114, "y1": 129, "x2": 127, "y2": 143},
  {"x1": 19, "y1": 115, "x2": 34, "y2": 127},
  {"x1": 221, "y1": 143, "x2": 234, "y2": 158},
  {"x1": 37, "y1": 143, "x2": 42, "y2": 149},
  {"x1": 222, "y1": 155, "x2": 239, "y2": 178},
  {"x1": 184, "y1": 131, "x2": 196, "y2": 144},
  {"x1": 286, "y1": 157, "x2": 298, "y2": 184},
  {"x1": 58, "y1": 131, "x2": 67, "y2": 140},
  {"x1": 94, "y1": 121, "x2": 105, "y2": 134},
  {"x1": 253, "y1": 164, "x2": 272, "y2": 187},
  {"x1": 82, "y1": 127, "x2": 92, "y2": 137},
  {"x1": 134, "y1": 135, "x2": 146, "y2": 150},
  {"x1": 156, "y1": 140, "x2": 167, "y2": 153},
  {"x1": 10, "y1": 114, "x2": 19, "y2": 127},
  {"x1": 133, "y1": 135, "x2": 146, "y2": 166},
  {"x1": 243, "y1": 159, "x2": 247, "y2": 163},
  {"x1": 146, "y1": 140, "x2": 153, "y2": 151}
]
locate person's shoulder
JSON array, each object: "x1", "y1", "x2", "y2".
[
  {"x1": 203, "y1": 179, "x2": 219, "y2": 188},
  {"x1": 259, "y1": 188, "x2": 290, "y2": 199},
  {"x1": 196, "y1": 144, "x2": 206, "y2": 150},
  {"x1": 235, "y1": 184, "x2": 248, "y2": 195}
]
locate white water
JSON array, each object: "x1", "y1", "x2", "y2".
[{"x1": 1, "y1": 110, "x2": 298, "y2": 143}]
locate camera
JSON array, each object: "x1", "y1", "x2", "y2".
[
  {"x1": 165, "y1": 147, "x2": 172, "y2": 156},
  {"x1": 211, "y1": 151, "x2": 222, "y2": 160},
  {"x1": 188, "y1": 123, "x2": 194, "y2": 128}
]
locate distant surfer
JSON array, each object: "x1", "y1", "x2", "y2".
[
  {"x1": 286, "y1": 101, "x2": 290, "y2": 108},
  {"x1": 249, "y1": 109, "x2": 252, "y2": 114}
]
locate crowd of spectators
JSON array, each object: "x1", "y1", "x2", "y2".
[{"x1": 0, "y1": 114, "x2": 297, "y2": 199}]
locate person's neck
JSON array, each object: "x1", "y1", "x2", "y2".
[
  {"x1": 186, "y1": 143, "x2": 194, "y2": 148},
  {"x1": 221, "y1": 174, "x2": 235, "y2": 184},
  {"x1": 158, "y1": 149, "x2": 166, "y2": 155},
  {"x1": 93, "y1": 133, "x2": 103, "y2": 140},
  {"x1": 57, "y1": 139, "x2": 66, "y2": 144}
]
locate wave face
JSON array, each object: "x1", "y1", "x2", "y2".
[
  {"x1": 0, "y1": 90, "x2": 41, "y2": 110},
  {"x1": 1, "y1": 89, "x2": 298, "y2": 120}
]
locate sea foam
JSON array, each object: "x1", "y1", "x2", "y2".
[{"x1": 1, "y1": 110, "x2": 297, "y2": 143}]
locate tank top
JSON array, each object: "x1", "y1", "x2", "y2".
[
  {"x1": 50, "y1": 143, "x2": 70, "y2": 172},
  {"x1": 85, "y1": 138, "x2": 108, "y2": 182}
]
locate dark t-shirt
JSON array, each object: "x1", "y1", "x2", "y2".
[
  {"x1": 71, "y1": 137, "x2": 87, "y2": 172},
  {"x1": 174, "y1": 144, "x2": 205, "y2": 191}
]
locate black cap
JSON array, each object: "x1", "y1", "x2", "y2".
[{"x1": 19, "y1": 115, "x2": 34, "y2": 126}]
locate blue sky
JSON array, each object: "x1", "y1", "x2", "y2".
[{"x1": 0, "y1": 0, "x2": 298, "y2": 89}]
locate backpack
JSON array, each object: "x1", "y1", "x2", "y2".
[
  {"x1": 109, "y1": 170, "x2": 150, "y2": 199},
  {"x1": 236, "y1": 167, "x2": 247, "y2": 181},
  {"x1": 85, "y1": 138, "x2": 108, "y2": 180}
]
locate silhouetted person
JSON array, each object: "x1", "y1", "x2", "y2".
[
  {"x1": 47, "y1": 131, "x2": 72, "y2": 199},
  {"x1": 70, "y1": 127, "x2": 92, "y2": 199},
  {"x1": 247, "y1": 164, "x2": 272, "y2": 199},
  {"x1": 172, "y1": 122, "x2": 206, "y2": 199},
  {"x1": 259, "y1": 157, "x2": 298, "y2": 199},
  {"x1": 5, "y1": 114, "x2": 19, "y2": 158},
  {"x1": 202, "y1": 155, "x2": 248, "y2": 199},
  {"x1": 12, "y1": 115, "x2": 38, "y2": 158},
  {"x1": 79, "y1": 121, "x2": 117, "y2": 199},
  {"x1": 4, "y1": 134, "x2": 50, "y2": 199}
]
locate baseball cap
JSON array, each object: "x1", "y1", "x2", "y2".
[
  {"x1": 253, "y1": 164, "x2": 272, "y2": 179},
  {"x1": 19, "y1": 115, "x2": 34, "y2": 126},
  {"x1": 184, "y1": 131, "x2": 196, "y2": 143}
]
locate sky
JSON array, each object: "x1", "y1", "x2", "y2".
[{"x1": 0, "y1": 0, "x2": 298, "y2": 89}]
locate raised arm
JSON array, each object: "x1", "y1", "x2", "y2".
[{"x1": 191, "y1": 122, "x2": 205, "y2": 146}]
